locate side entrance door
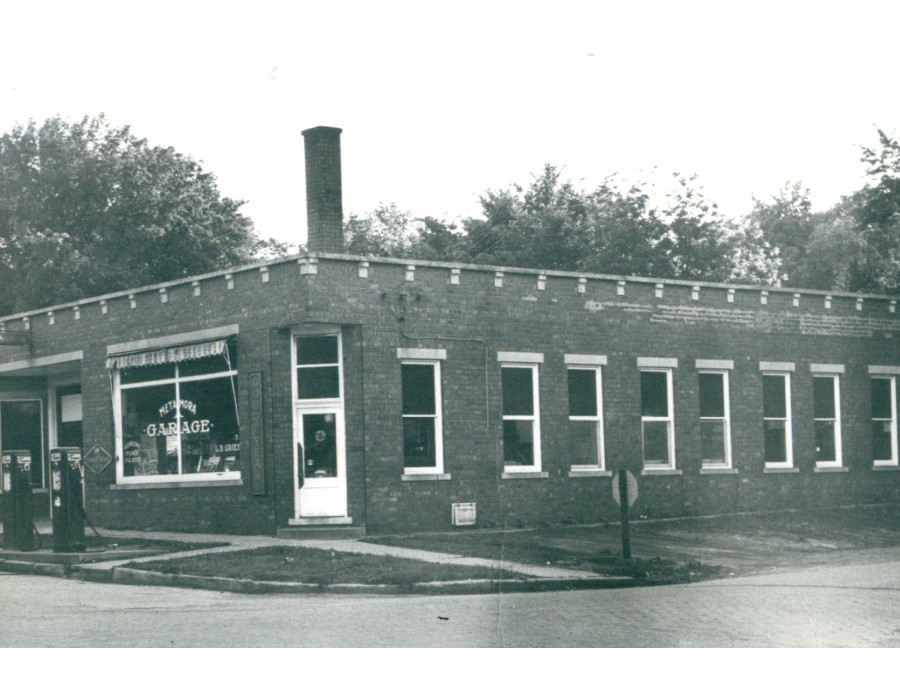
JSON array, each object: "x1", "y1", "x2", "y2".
[{"x1": 294, "y1": 406, "x2": 347, "y2": 518}]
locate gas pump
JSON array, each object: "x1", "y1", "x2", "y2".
[
  {"x1": 50, "y1": 447, "x2": 86, "y2": 553},
  {"x1": 1, "y1": 450, "x2": 36, "y2": 551}
]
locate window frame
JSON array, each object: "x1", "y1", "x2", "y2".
[
  {"x1": 293, "y1": 333, "x2": 343, "y2": 405},
  {"x1": 698, "y1": 369, "x2": 732, "y2": 470},
  {"x1": 113, "y1": 353, "x2": 240, "y2": 484},
  {"x1": 500, "y1": 362, "x2": 542, "y2": 474},
  {"x1": 639, "y1": 368, "x2": 676, "y2": 470},
  {"x1": 871, "y1": 375, "x2": 898, "y2": 467},
  {"x1": 0, "y1": 398, "x2": 46, "y2": 489},
  {"x1": 400, "y1": 359, "x2": 444, "y2": 476},
  {"x1": 813, "y1": 374, "x2": 842, "y2": 468},
  {"x1": 566, "y1": 362, "x2": 605, "y2": 471},
  {"x1": 762, "y1": 371, "x2": 793, "y2": 469}
]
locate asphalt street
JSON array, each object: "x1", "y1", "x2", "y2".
[{"x1": 1, "y1": 549, "x2": 898, "y2": 647}]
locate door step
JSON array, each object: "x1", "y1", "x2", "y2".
[{"x1": 277, "y1": 517, "x2": 366, "y2": 540}]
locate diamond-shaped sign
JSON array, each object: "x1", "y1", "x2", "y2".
[{"x1": 82, "y1": 445, "x2": 112, "y2": 475}]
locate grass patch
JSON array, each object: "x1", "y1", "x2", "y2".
[{"x1": 129, "y1": 546, "x2": 527, "y2": 585}]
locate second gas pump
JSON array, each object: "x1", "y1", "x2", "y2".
[{"x1": 50, "y1": 447, "x2": 86, "y2": 553}]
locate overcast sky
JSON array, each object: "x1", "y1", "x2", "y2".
[{"x1": 2, "y1": 2, "x2": 899, "y2": 250}]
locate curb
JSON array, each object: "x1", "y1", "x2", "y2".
[
  {"x1": 0, "y1": 559, "x2": 68, "y2": 577},
  {"x1": 100, "y1": 566, "x2": 636, "y2": 595}
]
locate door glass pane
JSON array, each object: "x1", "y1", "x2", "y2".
[
  {"x1": 698, "y1": 373, "x2": 724, "y2": 418},
  {"x1": 403, "y1": 417, "x2": 436, "y2": 468},
  {"x1": 700, "y1": 420, "x2": 726, "y2": 463},
  {"x1": 503, "y1": 420, "x2": 534, "y2": 466},
  {"x1": 569, "y1": 420, "x2": 599, "y2": 467},
  {"x1": 642, "y1": 421, "x2": 670, "y2": 465},
  {"x1": 813, "y1": 377, "x2": 836, "y2": 419},
  {"x1": 402, "y1": 364, "x2": 435, "y2": 414},
  {"x1": 302, "y1": 413, "x2": 337, "y2": 478},
  {"x1": 873, "y1": 421, "x2": 893, "y2": 460},
  {"x1": 764, "y1": 420, "x2": 787, "y2": 462},
  {"x1": 1, "y1": 400, "x2": 44, "y2": 487},
  {"x1": 502, "y1": 368, "x2": 534, "y2": 416},
  {"x1": 763, "y1": 375, "x2": 787, "y2": 418},
  {"x1": 568, "y1": 370, "x2": 597, "y2": 417},
  {"x1": 815, "y1": 421, "x2": 836, "y2": 462},
  {"x1": 640, "y1": 371, "x2": 668, "y2": 417},
  {"x1": 297, "y1": 366, "x2": 340, "y2": 399}
]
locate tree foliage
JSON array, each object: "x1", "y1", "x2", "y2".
[{"x1": 0, "y1": 115, "x2": 284, "y2": 315}]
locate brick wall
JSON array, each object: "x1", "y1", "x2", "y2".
[{"x1": 2, "y1": 252, "x2": 899, "y2": 535}]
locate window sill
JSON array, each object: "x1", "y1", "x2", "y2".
[
  {"x1": 641, "y1": 469, "x2": 682, "y2": 476},
  {"x1": 110, "y1": 478, "x2": 244, "y2": 490},
  {"x1": 568, "y1": 469, "x2": 612, "y2": 478},
  {"x1": 814, "y1": 466, "x2": 848, "y2": 473},
  {"x1": 700, "y1": 468, "x2": 739, "y2": 475},
  {"x1": 764, "y1": 467, "x2": 799, "y2": 474},
  {"x1": 501, "y1": 471, "x2": 549, "y2": 480},
  {"x1": 872, "y1": 464, "x2": 900, "y2": 471},
  {"x1": 401, "y1": 473, "x2": 451, "y2": 481}
]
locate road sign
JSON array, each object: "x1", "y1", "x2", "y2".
[
  {"x1": 83, "y1": 446, "x2": 112, "y2": 475},
  {"x1": 612, "y1": 470, "x2": 638, "y2": 507}
]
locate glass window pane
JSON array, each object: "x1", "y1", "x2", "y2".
[
  {"x1": 764, "y1": 420, "x2": 787, "y2": 462},
  {"x1": 762, "y1": 375, "x2": 787, "y2": 418},
  {"x1": 871, "y1": 378, "x2": 892, "y2": 419},
  {"x1": 503, "y1": 420, "x2": 534, "y2": 466},
  {"x1": 403, "y1": 417, "x2": 436, "y2": 468},
  {"x1": 301, "y1": 413, "x2": 337, "y2": 478},
  {"x1": 568, "y1": 369, "x2": 597, "y2": 417},
  {"x1": 815, "y1": 421, "x2": 836, "y2": 462},
  {"x1": 640, "y1": 371, "x2": 669, "y2": 417},
  {"x1": 569, "y1": 420, "x2": 599, "y2": 467},
  {"x1": 402, "y1": 364, "x2": 436, "y2": 415},
  {"x1": 642, "y1": 421, "x2": 670, "y2": 465},
  {"x1": 179, "y1": 378, "x2": 240, "y2": 474},
  {"x1": 121, "y1": 363, "x2": 175, "y2": 385},
  {"x1": 813, "y1": 377, "x2": 836, "y2": 419},
  {"x1": 179, "y1": 352, "x2": 235, "y2": 377},
  {"x1": 1, "y1": 400, "x2": 44, "y2": 487},
  {"x1": 873, "y1": 421, "x2": 893, "y2": 460},
  {"x1": 502, "y1": 367, "x2": 534, "y2": 416},
  {"x1": 297, "y1": 336, "x2": 338, "y2": 365},
  {"x1": 698, "y1": 372, "x2": 725, "y2": 418},
  {"x1": 297, "y1": 366, "x2": 340, "y2": 399},
  {"x1": 122, "y1": 384, "x2": 178, "y2": 476},
  {"x1": 700, "y1": 421, "x2": 726, "y2": 463}
]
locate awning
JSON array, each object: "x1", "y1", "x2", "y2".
[{"x1": 105, "y1": 340, "x2": 228, "y2": 370}]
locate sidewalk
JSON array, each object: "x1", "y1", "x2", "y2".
[{"x1": 0, "y1": 524, "x2": 630, "y2": 595}]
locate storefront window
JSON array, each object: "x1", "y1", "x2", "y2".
[{"x1": 117, "y1": 345, "x2": 239, "y2": 479}]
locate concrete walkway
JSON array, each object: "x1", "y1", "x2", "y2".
[{"x1": 82, "y1": 527, "x2": 605, "y2": 579}]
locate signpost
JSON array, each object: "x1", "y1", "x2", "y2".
[{"x1": 612, "y1": 470, "x2": 638, "y2": 560}]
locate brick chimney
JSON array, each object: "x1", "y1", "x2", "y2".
[{"x1": 302, "y1": 126, "x2": 344, "y2": 253}]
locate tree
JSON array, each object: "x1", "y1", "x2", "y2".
[
  {"x1": 745, "y1": 182, "x2": 813, "y2": 286},
  {"x1": 0, "y1": 115, "x2": 284, "y2": 315}
]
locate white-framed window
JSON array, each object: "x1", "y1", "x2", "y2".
[
  {"x1": 401, "y1": 360, "x2": 444, "y2": 474},
  {"x1": 294, "y1": 334, "x2": 342, "y2": 403},
  {"x1": 640, "y1": 368, "x2": 675, "y2": 469},
  {"x1": 698, "y1": 370, "x2": 732, "y2": 468},
  {"x1": 871, "y1": 375, "x2": 897, "y2": 466},
  {"x1": 566, "y1": 361, "x2": 605, "y2": 470},
  {"x1": 112, "y1": 341, "x2": 240, "y2": 483},
  {"x1": 762, "y1": 372, "x2": 793, "y2": 468},
  {"x1": 500, "y1": 362, "x2": 542, "y2": 472},
  {"x1": 813, "y1": 375, "x2": 842, "y2": 467}
]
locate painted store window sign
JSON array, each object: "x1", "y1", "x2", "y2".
[{"x1": 118, "y1": 346, "x2": 239, "y2": 478}]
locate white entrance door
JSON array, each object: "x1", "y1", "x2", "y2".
[{"x1": 294, "y1": 406, "x2": 347, "y2": 518}]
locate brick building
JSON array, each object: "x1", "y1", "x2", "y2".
[{"x1": 1, "y1": 126, "x2": 899, "y2": 536}]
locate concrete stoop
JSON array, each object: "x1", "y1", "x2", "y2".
[{"x1": 276, "y1": 524, "x2": 367, "y2": 540}]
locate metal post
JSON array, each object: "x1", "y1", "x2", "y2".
[{"x1": 618, "y1": 470, "x2": 632, "y2": 560}]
